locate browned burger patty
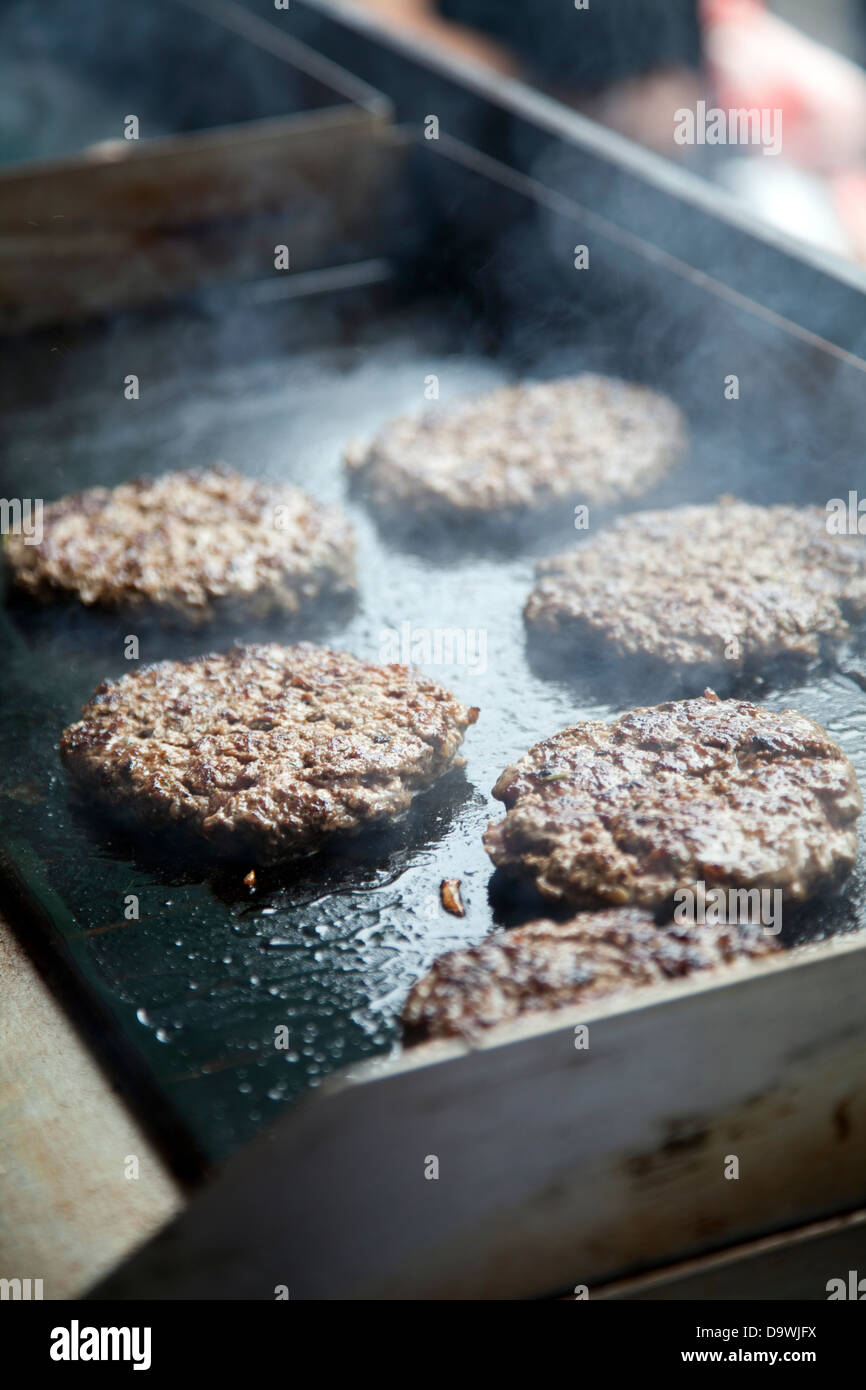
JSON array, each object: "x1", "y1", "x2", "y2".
[
  {"x1": 484, "y1": 691, "x2": 861, "y2": 909},
  {"x1": 60, "y1": 643, "x2": 479, "y2": 863},
  {"x1": 525, "y1": 498, "x2": 866, "y2": 674},
  {"x1": 3, "y1": 468, "x2": 356, "y2": 624},
  {"x1": 345, "y1": 374, "x2": 685, "y2": 522},
  {"x1": 403, "y1": 908, "x2": 780, "y2": 1042}
]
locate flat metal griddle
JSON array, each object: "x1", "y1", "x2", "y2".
[{"x1": 3, "y1": 125, "x2": 866, "y2": 1188}]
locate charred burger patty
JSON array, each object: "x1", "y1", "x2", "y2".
[
  {"x1": 403, "y1": 908, "x2": 780, "y2": 1042},
  {"x1": 346, "y1": 374, "x2": 685, "y2": 523},
  {"x1": 60, "y1": 643, "x2": 479, "y2": 862},
  {"x1": 4, "y1": 467, "x2": 356, "y2": 624},
  {"x1": 525, "y1": 498, "x2": 866, "y2": 675},
  {"x1": 484, "y1": 691, "x2": 861, "y2": 909}
]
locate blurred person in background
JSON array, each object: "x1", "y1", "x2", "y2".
[{"x1": 359, "y1": 0, "x2": 866, "y2": 263}]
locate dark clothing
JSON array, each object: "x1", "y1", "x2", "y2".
[{"x1": 438, "y1": 0, "x2": 702, "y2": 87}]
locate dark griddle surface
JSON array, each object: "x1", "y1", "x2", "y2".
[{"x1": 2, "y1": 226, "x2": 866, "y2": 1169}]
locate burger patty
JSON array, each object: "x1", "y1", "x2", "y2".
[
  {"x1": 484, "y1": 691, "x2": 862, "y2": 908},
  {"x1": 60, "y1": 643, "x2": 479, "y2": 862},
  {"x1": 346, "y1": 374, "x2": 685, "y2": 522},
  {"x1": 403, "y1": 908, "x2": 780, "y2": 1042},
  {"x1": 525, "y1": 498, "x2": 866, "y2": 674},
  {"x1": 3, "y1": 467, "x2": 356, "y2": 624}
]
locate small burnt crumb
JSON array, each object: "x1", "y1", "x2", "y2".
[
  {"x1": 243, "y1": 869, "x2": 256, "y2": 889},
  {"x1": 440, "y1": 878, "x2": 465, "y2": 917}
]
